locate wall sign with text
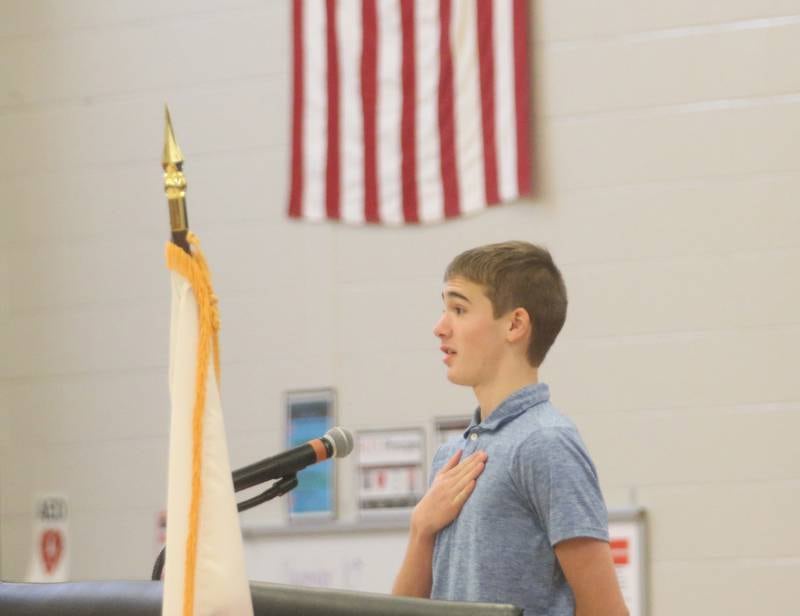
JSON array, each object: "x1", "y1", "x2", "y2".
[
  {"x1": 357, "y1": 428, "x2": 425, "y2": 514},
  {"x1": 26, "y1": 494, "x2": 70, "y2": 582}
]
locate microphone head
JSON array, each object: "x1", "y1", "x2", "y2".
[{"x1": 325, "y1": 427, "x2": 354, "y2": 458}]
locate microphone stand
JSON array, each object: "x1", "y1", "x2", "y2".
[
  {"x1": 151, "y1": 474, "x2": 299, "y2": 581},
  {"x1": 235, "y1": 473, "x2": 298, "y2": 513}
]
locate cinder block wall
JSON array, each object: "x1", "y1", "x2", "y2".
[{"x1": 1, "y1": 2, "x2": 799, "y2": 614}]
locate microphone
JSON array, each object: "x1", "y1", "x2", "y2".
[{"x1": 232, "y1": 427, "x2": 354, "y2": 492}]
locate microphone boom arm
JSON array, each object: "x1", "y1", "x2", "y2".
[{"x1": 236, "y1": 474, "x2": 298, "y2": 513}]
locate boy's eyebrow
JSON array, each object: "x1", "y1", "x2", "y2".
[{"x1": 442, "y1": 290, "x2": 472, "y2": 303}]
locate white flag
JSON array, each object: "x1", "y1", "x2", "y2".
[{"x1": 163, "y1": 239, "x2": 253, "y2": 616}]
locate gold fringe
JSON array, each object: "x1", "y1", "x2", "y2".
[{"x1": 165, "y1": 232, "x2": 221, "y2": 616}]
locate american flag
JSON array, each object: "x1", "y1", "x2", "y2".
[{"x1": 288, "y1": 0, "x2": 531, "y2": 224}]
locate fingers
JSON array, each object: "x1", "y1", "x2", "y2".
[
  {"x1": 452, "y1": 478, "x2": 477, "y2": 506},
  {"x1": 440, "y1": 449, "x2": 463, "y2": 472},
  {"x1": 449, "y1": 450, "x2": 487, "y2": 478},
  {"x1": 451, "y1": 456, "x2": 485, "y2": 492},
  {"x1": 438, "y1": 449, "x2": 488, "y2": 487},
  {"x1": 414, "y1": 450, "x2": 488, "y2": 535}
]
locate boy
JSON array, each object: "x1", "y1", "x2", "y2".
[{"x1": 392, "y1": 242, "x2": 627, "y2": 616}]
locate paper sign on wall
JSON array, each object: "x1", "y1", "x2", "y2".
[
  {"x1": 357, "y1": 429, "x2": 425, "y2": 513},
  {"x1": 608, "y1": 511, "x2": 647, "y2": 616},
  {"x1": 26, "y1": 494, "x2": 70, "y2": 582}
]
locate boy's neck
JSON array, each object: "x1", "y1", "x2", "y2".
[{"x1": 474, "y1": 364, "x2": 539, "y2": 422}]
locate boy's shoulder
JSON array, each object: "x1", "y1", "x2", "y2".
[
  {"x1": 498, "y1": 401, "x2": 598, "y2": 475},
  {"x1": 505, "y1": 397, "x2": 578, "y2": 441}
]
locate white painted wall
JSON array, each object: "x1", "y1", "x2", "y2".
[{"x1": 1, "y1": 1, "x2": 799, "y2": 614}]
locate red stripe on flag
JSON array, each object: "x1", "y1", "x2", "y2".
[
  {"x1": 513, "y1": 0, "x2": 531, "y2": 195},
  {"x1": 325, "y1": 0, "x2": 341, "y2": 219},
  {"x1": 288, "y1": 0, "x2": 304, "y2": 218},
  {"x1": 361, "y1": 0, "x2": 379, "y2": 223},
  {"x1": 438, "y1": 0, "x2": 460, "y2": 219},
  {"x1": 400, "y1": 0, "x2": 419, "y2": 223},
  {"x1": 476, "y1": 0, "x2": 499, "y2": 205}
]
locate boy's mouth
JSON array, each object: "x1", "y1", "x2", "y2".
[{"x1": 441, "y1": 346, "x2": 457, "y2": 364}]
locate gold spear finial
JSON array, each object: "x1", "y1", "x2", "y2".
[
  {"x1": 162, "y1": 105, "x2": 184, "y2": 167},
  {"x1": 162, "y1": 105, "x2": 190, "y2": 253}
]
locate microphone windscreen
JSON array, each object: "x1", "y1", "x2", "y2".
[{"x1": 326, "y1": 427, "x2": 354, "y2": 458}]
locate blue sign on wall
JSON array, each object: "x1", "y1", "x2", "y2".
[{"x1": 286, "y1": 390, "x2": 335, "y2": 519}]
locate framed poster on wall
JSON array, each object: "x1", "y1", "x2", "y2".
[
  {"x1": 285, "y1": 388, "x2": 336, "y2": 521},
  {"x1": 357, "y1": 428, "x2": 425, "y2": 515}
]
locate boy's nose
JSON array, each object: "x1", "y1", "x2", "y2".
[{"x1": 433, "y1": 313, "x2": 448, "y2": 338}]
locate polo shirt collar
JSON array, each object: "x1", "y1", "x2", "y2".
[{"x1": 464, "y1": 382, "x2": 550, "y2": 436}]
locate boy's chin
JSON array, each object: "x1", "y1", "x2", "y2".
[{"x1": 445, "y1": 369, "x2": 475, "y2": 387}]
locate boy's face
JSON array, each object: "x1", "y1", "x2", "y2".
[{"x1": 434, "y1": 276, "x2": 508, "y2": 387}]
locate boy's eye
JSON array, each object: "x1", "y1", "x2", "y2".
[{"x1": 454, "y1": 306, "x2": 465, "y2": 315}]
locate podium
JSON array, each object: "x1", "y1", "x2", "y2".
[{"x1": 0, "y1": 580, "x2": 522, "y2": 615}]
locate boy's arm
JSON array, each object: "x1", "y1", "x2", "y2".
[
  {"x1": 554, "y1": 537, "x2": 629, "y2": 616},
  {"x1": 392, "y1": 449, "x2": 487, "y2": 597},
  {"x1": 391, "y1": 526, "x2": 436, "y2": 598}
]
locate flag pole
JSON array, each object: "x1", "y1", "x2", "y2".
[{"x1": 162, "y1": 105, "x2": 191, "y2": 254}]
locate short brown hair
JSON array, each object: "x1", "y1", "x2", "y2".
[{"x1": 444, "y1": 241, "x2": 567, "y2": 366}]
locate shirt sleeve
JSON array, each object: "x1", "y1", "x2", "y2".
[{"x1": 511, "y1": 426, "x2": 610, "y2": 546}]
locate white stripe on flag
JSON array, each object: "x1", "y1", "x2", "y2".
[
  {"x1": 338, "y1": 0, "x2": 365, "y2": 224},
  {"x1": 493, "y1": 0, "x2": 518, "y2": 201},
  {"x1": 376, "y1": 0, "x2": 403, "y2": 225},
  {"x1": 302, "y1": 0, "x2": 327, "y2": 222},
  {"x1": 452, "y1": 0, "x2": 485, "y2": 216},
  {"x1": 414, "y1": 0, "x2": 444, "y2": 223}
]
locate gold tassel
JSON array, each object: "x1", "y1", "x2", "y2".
[{"x1": 165, "y1": 232, "x2": 221, "y2": 616}]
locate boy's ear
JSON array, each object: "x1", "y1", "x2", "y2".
[{"x1": 506, "y1": 307, "x2": 532, "y2": 343}]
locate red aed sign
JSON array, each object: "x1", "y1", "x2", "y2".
[{"x1": 40, "y1": 529, "x2": 64, "y2": 573}]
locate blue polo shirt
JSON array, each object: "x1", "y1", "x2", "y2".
[{"x1": 430, "y1": 383, "x2": 609, "y2": 615}]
